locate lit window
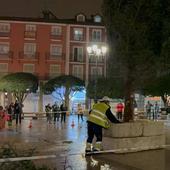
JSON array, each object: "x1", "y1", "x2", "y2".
[
  {"x1": 94, "y1": 15, "x2": 102, "y2": 23},
  {"x1": 73, "y1": 28, "x2": 83, "y2": 41}
]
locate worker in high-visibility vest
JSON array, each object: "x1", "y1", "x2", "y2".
[{"x1": 85, "y1": 96, "x2": 121, "y2": 152}]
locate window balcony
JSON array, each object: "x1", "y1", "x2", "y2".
[
  {"x1": 45, "y1": 52, "x2": 64, "y2": 61},
  {"x1": 70, "y1": 58, "x2": 85, "y2": 63},
  {"x1": 0, "y1": 32, "x2": 10, "y2": 37},
  {"x1": 91, "y1": 37, "x2": 102, "y2": 42},
  {"x1": 18, "y1": 51, "x2": 39, "y2": 62},
  {"x1": 24, "y1": 31, "x2": 36, "y2": 39},
  {"x1": 50, "y1": 34, "x2": 62, "y2": 40},
  {"x1": 0, "y1": 51, "x2": 13, "y2": 61},
  {"x1": 70, "y1": 54, "x2": 85, "y2": 63},
  {"x1": 89, "y1": 57, "x2": 104, "y2": 63},
  {"x1": 73, "y1": 35, "x2": 84, "y2": 41}
]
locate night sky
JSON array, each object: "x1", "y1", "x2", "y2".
[{"x1": 0, "y1": 0, "x2": 103, "y2": 18}]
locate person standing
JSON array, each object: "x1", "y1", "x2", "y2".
[
  {"x1": 145, "y1": 101, "x2": 152, "y2": 119},
  {"x1": 154, "y1": 102, "x2": 159, "y2": 120},
  {"x1": 85, "y1": 96, "x2": 121, "y2": 153},
  {"x1": 116, "y1": 102, "x2": 124, "y2": 120},
  {"x1": 45, "y1": 103, "x2": 52, "y2": 124},
  {"x1": 60, "y1": 103, "x2": 67, "y2": 123},
  {"x1": 14, "y1": 100, "x2": 22, "y2": 125},
  {"x1": 52, "y1": 102, "x2": 60, "y2": 123},
  {"x1": 77, "y1": 103, "x2": 84, "y2": 121},
  {"x1": 7, "y1": 102, "x2": 14, "y2": 127}
]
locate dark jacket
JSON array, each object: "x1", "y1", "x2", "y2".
[{"x1": 14, "y1": 102, "x2": 22, "y2": 114}]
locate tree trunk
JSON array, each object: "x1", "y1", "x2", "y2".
[
  {"x1": 123, "y1": 79, "x2": 134, "y2": 122},
  {"x1": 38, "y1": 81, "x2": 43, "y2": 112},
  {"x1": 161, "y1": 95, "x2": 168, "y2": 107},
  {"x1": 65, "y1": 86, "x2": 70, "y2": 110}
]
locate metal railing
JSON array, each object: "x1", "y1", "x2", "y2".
[
  {"x1": 18, "y1": 51, "x2": 39, "y2": 61},
  {"x1": 50, "y1": 34, "x2": 63, "y2": 39},
  {"x1": 0, "y1": 31, "x2": 10, "y2": 37},
  {"x1": 45, "y1": 52, "x2": 65, "y2": 61},
  {"x1": 24, "y1": 31, "x2": 36, "y2": 39},
  {"x1": 0, "y1": 51, "x2": 13, "y2": 61},
  {"x1": 69, "y1": 54, "x2": 85, "y2": 63}
]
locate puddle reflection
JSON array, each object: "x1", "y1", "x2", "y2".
[{"x1": 85, "y1": 156, "x2": 114, "y2": 170}]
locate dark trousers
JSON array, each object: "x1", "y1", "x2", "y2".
[
  {"x1": 78, "y1": 114, "x2": 83, "y2": 121},
  {"x1": 117, "y1": 111, "x2": 122, "y2": 119},
  {"x1": 147, "y1": 109, "x2": 151, "y2": 119},
  {"x1": 53, "y1": 112, "x2": 60, "y2": 122},
  {"x1": 87, "y1": 121, "x2": 102, "y2": 143},
  {"x1": 61, "y1": 112, "x2": 66, "y2": 123},
  {"x1": 16, "y1": 113, "x2": 21, "y2": 125}
]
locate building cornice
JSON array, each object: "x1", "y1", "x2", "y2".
[{"x1": 0, "y1": 16, "x2": 105, "y2": 27}]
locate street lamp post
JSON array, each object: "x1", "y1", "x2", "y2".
[{"x1": 87, "y1": 45, "x2": 107, "y2": 102}]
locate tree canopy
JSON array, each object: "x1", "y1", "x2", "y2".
[
  {"x1": 0, "y1": 72, "x2": 38, "y2": 103},
  {"x1": 102, "y1": 0, "x2": 170, "y2": 121},
  {"x1": 87, "y1": 77, "x2": 124, "y2": 99},
  {"x1": 43, "y1": 75, "x2": 85, "y2": 108}
]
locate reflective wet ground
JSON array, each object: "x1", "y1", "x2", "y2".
[{"x1": 0, "y1": 115, "x2": 170, "y2": 170}]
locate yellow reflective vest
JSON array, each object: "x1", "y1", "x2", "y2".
[{"x1": 88, "y1": 102, "x2": 110, "y2": 128}]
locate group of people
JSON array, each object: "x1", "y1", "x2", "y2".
[
  {"x1": 115, "y1": 100, "x2": 160, "y2": 121},
  {"x1": 0, "y1": 100, "x2": 23, "y2": 129},
  {"x1": 45, "y1": 102, "x2": 67, "y2": 124},
  {"x1": 145, "y1": 101, "x2": 160, "y2": 120},
  {"x1": 45, "y1": 102, "x2": 85, "y2": 124}
]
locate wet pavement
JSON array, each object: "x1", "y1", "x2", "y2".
[{"x1": 0, "y1": 115, "x2": 170, "y2": 170}]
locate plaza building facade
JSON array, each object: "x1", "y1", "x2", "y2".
[{"x1": 0, "y1": 12, "x2": 107, "y2": 112}]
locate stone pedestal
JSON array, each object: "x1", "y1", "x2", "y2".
[{"x1": 103, "y1": 120, "x2": 165, "y2": 153}]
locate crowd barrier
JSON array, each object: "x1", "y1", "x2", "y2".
[
  {"x1": 23, "y1": 109, "x2": 89, "y2": 119},
  {"x1": 23, "y1": 111, "x2": 71, "y2": 119}
]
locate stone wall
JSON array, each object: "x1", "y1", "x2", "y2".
[{"x1": 103, "y1": 120, "x2": 165, "y2": 153}]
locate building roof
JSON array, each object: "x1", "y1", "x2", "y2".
[{"x1": 0, "y1": 15, "x2": 105, "y2": 26}]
